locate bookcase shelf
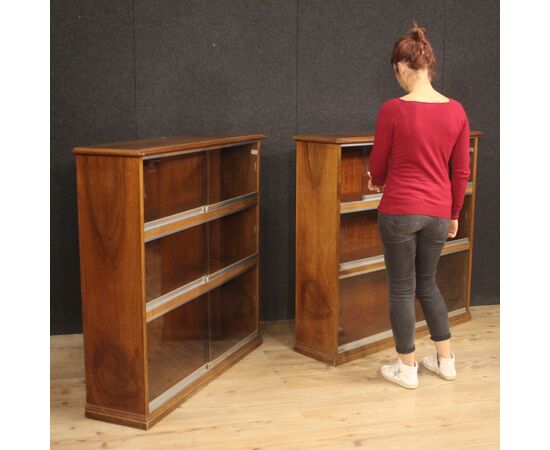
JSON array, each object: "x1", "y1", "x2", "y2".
[
  {"x1": 74, "y1": 134, "x2": 265, "y2": 429},
  {"x1": 294, "y1": 131, "x2": 483, "y2": 366},
  {"x1": 339, "y1": 237, "x2": 470, "y2": 279},
  {"x1": 340, "y1": 182, "x2": 473, "y2": 214}
]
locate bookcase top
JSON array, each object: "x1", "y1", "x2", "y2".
[
  {"x1": 73, "y1": 133, "x2": 267, "y2": 157},
  {"x1": 294, "y1": 131, "x2": 484, "y2": 144}
]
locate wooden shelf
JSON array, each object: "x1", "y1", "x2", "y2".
[
  {"x1": 144, "y1": 193, "x2": 257, "y2": 242},
  {"x1": 340, "y1": 182, "x2": 473, "y2": 214},
  {"x1": 339, "y1": 238, "x2": 470, "y2": 279},
  {"x1": 146, "y1": 254, "x2": 258, "y2": 322}
]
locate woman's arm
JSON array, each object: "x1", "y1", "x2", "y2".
[
  {"x1": 369, "y1": 102, "x2": 395, "y2": 186},
  {"x1": 450, "y1": 116, "x2": 471, "y2": 219}
]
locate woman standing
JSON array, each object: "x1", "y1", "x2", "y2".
[{"x1": 369, "y1": 24, "x2": 471, "y2": 389}]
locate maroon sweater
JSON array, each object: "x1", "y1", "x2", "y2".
[{"x1": 369, "y1": 97, "x2": 471, "y2": 220}]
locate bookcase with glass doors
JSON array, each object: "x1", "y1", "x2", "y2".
[
  {"x1": 294, "y1": 131, "x2": 483, "y2": 365},
  {"x1": 73, "y1": 134, "x2": 265, "y2": 429}
]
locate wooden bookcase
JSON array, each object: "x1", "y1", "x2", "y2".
[
  {"x1": 294, "y1": 131, "x2": 483, "y2": 366},
  {"x1": 73, "y1": 134, "x2": 265, "y2": 429}
]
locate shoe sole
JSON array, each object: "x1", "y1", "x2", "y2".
[
  {"x1": 421, "y1": 360, "x2": 456, "y2": 381},
  {"x1": 380, "y1": 369, "x2": 418, "y2": 389}
]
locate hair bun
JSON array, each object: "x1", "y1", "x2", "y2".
[
  {"x1": 410, "y1": 24, "x2": 427, "y2": 42},
  {"x1": 391, "y1": 22, "x2": 436, "y2": 76}
]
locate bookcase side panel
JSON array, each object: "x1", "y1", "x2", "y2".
[
  {"x1": 76, "y1": 155, "x2": 147, "y2": 415},
  {"x1": 295, "y1": 142, "x2": 340, "y2": 356},
  {"x1": 466, "y1": 136, "x2": 480, "y2": 311},
  {"x1": 254, "y1": 140, "x2": 262, "y2": 332}
]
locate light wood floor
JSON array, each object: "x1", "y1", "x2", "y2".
[{"x1": 51, "y1": 305, "x2": 499, "y2": 449}]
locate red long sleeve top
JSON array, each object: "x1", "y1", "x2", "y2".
[{"x1": 369, "y1": 97, "x2": 471, "y2": 220}]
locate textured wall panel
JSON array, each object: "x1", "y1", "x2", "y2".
[
  {"x1": 51, "y1": 0, "x2": 499, "y2": 334},
  {"x1": 444, "y1": 0, "x2": 500, "y2": 305},
  {"x1": 51, "y1": 1, "x2": 136, "y2": 334},
  {"x1": 134, "y1": 0, "x2": 297, "y2": 320},
  {"x1": 297, "y1": 0, "x2": 446, "y2": 134}
]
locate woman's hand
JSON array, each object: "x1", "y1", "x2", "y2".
[
  {"x1": 367, "y1": 171, "x2": 385, "y2": 193},
  {"x1": 448, "y1": 219, "x2": 458, "y2": 238}
]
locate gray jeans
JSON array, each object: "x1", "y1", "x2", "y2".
[{"x1": 377, "y1": 212, "x2": 452, "y2": 354}]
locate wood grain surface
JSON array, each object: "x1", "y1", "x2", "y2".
[
  {"x1": 295, "y1": 141, "x2": 340, "y2": 358},
  {"x1": 75, "y1": 155, "x2": 147, "y2": 415}
]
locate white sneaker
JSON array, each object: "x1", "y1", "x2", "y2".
[
  {"x1": 422, "y1": 351, "x2": 456, "y2": 380},
  {"x1": 380, "y1": 358, "x2": 419, "y2": 389}
]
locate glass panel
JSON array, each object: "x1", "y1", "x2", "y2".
[
  {"x1": 341, "y1": 250, "x2": 469, "y2": 346},
  {"x1": 144, "y1": 152, "x2": 207, "y2": 222},
  {"x1": 208, "y1": 144, "x2": 257, "y2": 204},
  {"x1": 209, "y1": 266, "x2": 258, "y2": 361},
  {"x1": 145, "y1": 224, "x2": 207, "y2": 302},
  {"x1": 415, "y1": 250, "x2": 469, "y2": 320},
  {"x1": 208, "y1": 206, "x2": 257, "y2": 274},
  {"x1": 340, "y1": 146, "x2": 366, "y2": 203},
  {"x1": 147, "y1": 295, "x2": 208, "y2": 401},
  {"x1": 437, "y1": 250, "x2": 469, "y2": 312},
  {"x1": 339, "y1": 270, "x2": 390, "y2": 346},
  {"x1": 340, "y1": 210, "x2": 382, "y2": 263},
  {"x1": 340, "y1": 145, "x2": 376, "y2": 203}
]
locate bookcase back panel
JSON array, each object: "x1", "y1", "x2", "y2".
[
  {"x1": 208, "y1": 206, "x2": 257, "y2": 274},
  {"x1": 145, "y1": 224, "x2": 207, "y2": 302},
  {"x1": 147, "y1": 294, "x2": 208, "y2": 402},
  {"x1": 340, "y1": 210, "x2": 383, "y2": 263},
  {"x1": 340, "y1": 147, "x2": 365, "y2": 203},
  {"x1": 339, "y1": 270, "x2": 390, "y2": 346},
  {"x1": 144, "y1": 153, "x2": 207, "y2": 222},
  {"x1": 340, "y1": 145, "x2": 378, "y2": 203},
  {"x1": 209, "y1": 144, "x2": 257, "y2": 204},
  {"x1": 209, "y1": 266, "x2": 258, "y2": 361}
]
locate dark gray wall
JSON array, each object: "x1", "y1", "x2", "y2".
[
  {"x1": 51, "y1": 0, "x2": 499, "y2": 334},
  {"x1": 51, "y1": 1, "x2": 137, "y2": 334},
  {"x1": 133, "y1": 0, "x2": 298, "y2": 322},
  {"x1": 444, "y1": 0, "x2": 500, "y2": 305}
]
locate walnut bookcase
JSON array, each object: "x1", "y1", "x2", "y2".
[
  {"x1": 73, "y1": 134, "x2": 265, "y2": 429},
  {"x1": 294, "y1": 131, "x2": 483, "y2": 365}
]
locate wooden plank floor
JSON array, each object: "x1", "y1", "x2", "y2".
[{"x1": 51, "y1": 305, "x2": 499, "y2": 449}]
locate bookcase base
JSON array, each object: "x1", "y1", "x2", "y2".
[
  {"x1": 293, "y1": 341, "x2": 340, "y2": 366},
  {"x1": 86, "y1": 333, "x2": 263, "y2": 430},
  {"x1": 294, "y1": 310, "x2": 471, "y2": 367}
]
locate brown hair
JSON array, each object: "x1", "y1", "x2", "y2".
[{"x1": 391, "y1": 23, "x2": 436, "y2": 79}]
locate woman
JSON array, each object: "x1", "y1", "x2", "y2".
[{"x1": 368, "y1": 24, "x2": 470, "y2": 389}]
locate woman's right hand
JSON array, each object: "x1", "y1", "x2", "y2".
[
  {"x1": 448, "y1": 219, "x2": 459, "y2": 238},
  {"x1": 367, "y1": 171, "x2": 384, "y2": 193},
  {"x1": 368, "y1": 177, "x2": 380, "y2": 192}
]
